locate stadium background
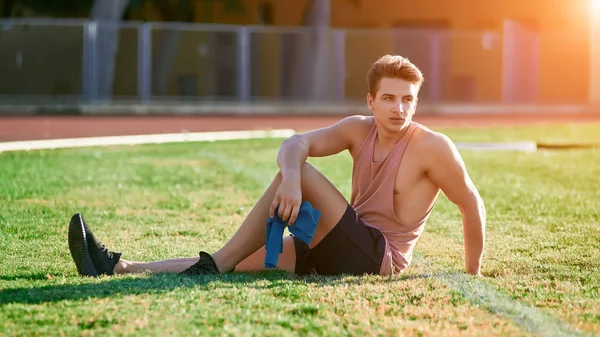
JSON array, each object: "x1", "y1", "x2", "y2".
[{"x1": 1, "y1": 0, "x2": 599, "y2": 138}]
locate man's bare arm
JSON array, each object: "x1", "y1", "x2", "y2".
[
  {"x1": 423, "y1": 132, "x2": 486, "y2": 275},
  {"x1": 271, "y1": 115, "x2": 369, "y2": 224}
]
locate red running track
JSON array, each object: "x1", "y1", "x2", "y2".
[{"x1": 1, "y1": 113, "x2": 600, "y2": 142}]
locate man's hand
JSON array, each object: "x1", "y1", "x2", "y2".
[{"x1": 269, "y1": 174, "x2": 302, "y2": 225}]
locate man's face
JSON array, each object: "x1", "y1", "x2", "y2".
[{"x1": 367, "y1": 77, "x2": 420, "y2": 132}]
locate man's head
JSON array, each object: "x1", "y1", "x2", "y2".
[{"x1": 366, "y1": 55, "x2": 424, "y2": 131}]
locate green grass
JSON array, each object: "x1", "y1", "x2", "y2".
[
  {"x1": 1, "y1": 123, "x2": 599, "y2": 336},
  {"x1": 438, "y1": 122, "x2": 600, "y2": 144}
]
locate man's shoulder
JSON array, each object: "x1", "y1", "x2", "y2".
[
  {"x1": 335, "y1": 115, "x2": 374, "y2": 154},
  {"x1": 336, "y1": 115, "x2": 374, "y2": 137},
  {"x1": 412, "y1": 124, "x2": 457, "y2": 156},
  {"x1": 339, "y1": 115, "x2": 374, "y2": 127}
]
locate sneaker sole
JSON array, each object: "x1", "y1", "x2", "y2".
[{"x1": 68, "y1": 214, "x2": 98, "y2": 277}]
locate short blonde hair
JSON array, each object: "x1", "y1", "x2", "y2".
[{"x1": 367, "y1": 55, "x2": 424, "y2": 97}]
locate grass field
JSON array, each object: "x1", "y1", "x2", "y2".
[{"x1": 1, "y1": 123, "x2": 599, "y2": 336}]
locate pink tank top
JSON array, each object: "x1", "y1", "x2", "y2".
[{"x1": 350, "y1": 120, "x2": 433, "y2": 275}]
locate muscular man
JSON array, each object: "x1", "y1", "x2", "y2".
[{"x1": 68, "y1": 55, "x2": 486, "y2": 278}]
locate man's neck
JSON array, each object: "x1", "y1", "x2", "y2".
[{"x1": 375, "y1": 122, "x2": 412, "y2": 148}]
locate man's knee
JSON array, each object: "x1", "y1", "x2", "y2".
[
  {"x1": 274, "y1": 163, "x2": 317, "y2": 185},
  {"x1": 300, "y1": 162, "x2": 316, "y2": 174},
  {"x1": 275, "y1": 162, "x2": 336, "y2": 196},
  {"x1": 299, "y1": 162, "x2": 323, "y2": 184}
]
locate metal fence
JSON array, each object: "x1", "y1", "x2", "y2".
[{"x1": 0, "y1": 18, "x2": 592, "y2": 105}]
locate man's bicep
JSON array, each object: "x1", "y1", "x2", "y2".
[
  {"x1": 426, "y1": 135, "x2": 480, "y2": 208},
  {"x1": 301, "y1": 116, "x2": 366, "y2": 157}
]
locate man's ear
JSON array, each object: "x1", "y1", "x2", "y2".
[{"x1": 366, "y1": 93, "x2": 374, "y2": 110}]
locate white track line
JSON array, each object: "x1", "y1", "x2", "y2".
[
  {"x1": 455, "y1": 141, "x2": 537, "y2": 153},
  {"x1": 0, "y1": 129, "x2": 296, "y2": 153},
  {"x1": 435, "y1": 272, "x2": 586, "y2": 337},
  {"x1": 0, "y1": 130, "x2": 538, "y2": 153}
]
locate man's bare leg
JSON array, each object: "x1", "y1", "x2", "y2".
[
  {"x1": 111, "y1": 162, "x2": 347, "y2": 275},
  {"x1": 114, "y1": 257, "x2": 199, "y2": 274},
  {"x1": 110, "y1": 170, "x2": 284, "y2": 275},
  {"x1": 113, "y1": 236, "x2": 297, "y2": 275},
  {"x1": 233, "y1": 236, "x2": 297, "y2": 273},
  {"x1": 212, "y1": 162, "x2": 349, "y2": 273}
]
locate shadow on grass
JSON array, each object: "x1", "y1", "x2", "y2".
[{"x1": 0, "y1": 271, "x2": 431, "y2": 306}]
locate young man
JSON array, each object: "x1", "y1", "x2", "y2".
[{"x1": 68, "y1": 55, "x2": 486, "y2": 278}]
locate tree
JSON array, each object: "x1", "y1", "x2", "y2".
[
  {"x1": 92, "y1": 0, "x2": 246, "y2": 99},
  {"x1": 91, "y1": 0, "x2": 245, "y2": 100},
  {"x1": 291, "y1": 0, "x2": 331, "y2": 101},
  {"x1": 282, "y1": 0, "x2": 332, "y2": 101},
  {"x1": 147, "y1": 0, "x2": 246, "y2": 97},
  {"x1": 149, "y1": 0, "x2": 194, "y2": 97},
  {"x1": 89, "y1": 0, "x2": 131, "y2": 101}
]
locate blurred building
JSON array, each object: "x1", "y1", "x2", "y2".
[
  {"x1": 128, "y1": 0, "x2": 594, "y2": 103},
  {"x1": 0, "y1": 0, "x2": 594, "y2": 104}
]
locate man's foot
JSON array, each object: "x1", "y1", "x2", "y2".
[
  {"x1": 68, "y1": 213, "x2": 122, "y2": 277},
  {"x1": 181, "y1": 251, "x2": 220, "y2": 275},
  {"x1": 68, "y1": 213, "x2": 98, "y2": 277}
]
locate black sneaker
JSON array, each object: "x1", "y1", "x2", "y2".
[
  {"x1": 69, "y1": 213, "x2": 122, "y2": 277},
  {"x1": 181, "y1": 251, "x2": 220, "y2": 275},
  {"x1": 68, "y1": 213, "x2": 98, "y2": 277}
]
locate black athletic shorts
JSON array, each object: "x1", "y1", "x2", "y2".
[{"x1": 292, "y1": 204, "x2": 386, "y2": 275}]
